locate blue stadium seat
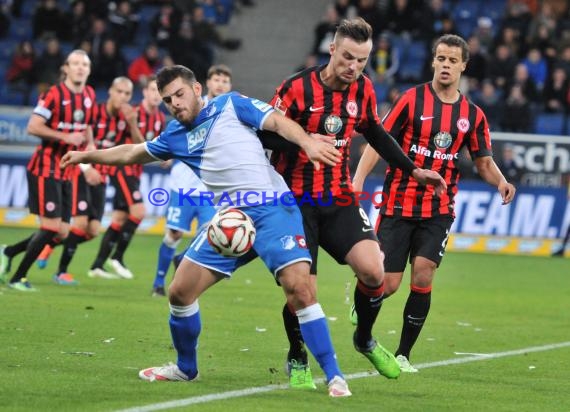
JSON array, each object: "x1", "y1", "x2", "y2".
[
  {"x1": 122, "y1": 45, "x2": 142, "y2": 65},
  {"x1": 534, "y1": 113, "x2": 565, "y2": 135}
]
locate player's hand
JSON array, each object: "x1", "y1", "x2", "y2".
[
  {"x1": 498, "y1": 181, "x2": 516, "y2": 204},
  {"x1": 83, "y1": 167, "x2": 102, "y2": 185},
  {"x1": 61, "y1": 151, "x2": 84, "y2": 168},
  {"x1": 121, "y1": 103, "x2": 138, "y2": 125},
  {"x1": 64, "y1": 132, "x2": 86, "y2": 146},
  {"x1": 303, "y1": 133, "x2": 341, "y2": 170},
  {"x1": 411, "y1": 168, "x2": 447, "y2": 196},
  {"x1": 311, "y1": 133, "x2": 336, "y2": 146}
]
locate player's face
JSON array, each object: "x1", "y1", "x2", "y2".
[
  {"x1": 64, "y1": 52, "x2": 91, "y2": 86},
  {"x1": 143, "y1": 80, "x2": 162, "y2": 108},
  {"x1": 432, "y1": 44, "x2": 466, "y2": 88},
  {"x1": 330, "y1": 36, "x2": 372, "y2": 85},
  {"x1": 109, "y1": 80, "x2": 133, "y2": 110},
  {"x1": 206, "y1": 74, "x2": 232, "y2": 98},
  {"x1": 160, "y1": 77, "x2": 203, "y2": 124}
]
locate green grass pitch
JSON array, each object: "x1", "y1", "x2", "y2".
[{"x1": 1, "y1": 227, "x2": 569, "y2": 411}]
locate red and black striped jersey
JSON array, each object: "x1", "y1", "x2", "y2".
[
  {"x1": 131, "y1": 103, "x2": 166, "y2": 177},
  {"x1": 91, "y1": 102, "x2": 133, "y2": 177},
  {"x1": 27, "y1": 82, "x2": 96, "y2": 180},
  {"x1": 381, "y1": 82, "x2": 492, "y2": 218},
  {"x1": 270, "y1": 65, "x2": 380, "y2": 197}
]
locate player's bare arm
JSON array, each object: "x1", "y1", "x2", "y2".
[
  {"x1": 474, "y1": 156, "x2": 516, "y2": 204},
  {"x1": 27, "y1": 114, "x2": 86, "y2": 146},
  {"x1": 263, "y1": 111, "x2": 341, "y2": 170},
  {"x1": 353, "y1": 143, "x2": 381, "y2": 192},
  {"x1": 61, "y1": 143, "x2": 155, "y2": 169}
]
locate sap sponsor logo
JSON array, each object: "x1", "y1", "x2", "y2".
[
  {"x1": 485, "y1": 238, "x2": 510, "y2": 251},
  {"x1": 452, "y1": 236, "x2": 478, "y2": 249},
  {"x1": 518, "y1": 240, "x2": 543, "y2": 253},
  {"x1": 410, "y1": 144, "x2": 459, "y2": 160},
  {"x1": 187, "y1": 119, "x2": 213, "y2": 151},
  {"x1": 251, "y1": 99, "x2": 272, "y2": 113}
]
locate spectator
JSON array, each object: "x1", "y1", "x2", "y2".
[
  {"x1": 510, "y1": 62, "x2": 540, "y2": 103},
  {"x1": 487, "y1": 43, "x2": 517, "y2": 92},
  {"x1": 500, "y1": 84, "x2": 533, "y2": 132},
  {"x1": 0, "y1": 1, "x2": 9, "y2": 38},
  {"x1": 420, "y1": 0, "x2": 452, "y2": 41},
  {"x1": 472, "y1": 79, "x2": 503, "y2": 131},
  {"x1": 150, "y1": 3, "x2": 181, "y2": 48},
  {"x1": 84, "y1": 18, "x2": 112, "y2": 61},
  {"x1": 385, "y1": 0, "x2": 420, "y2": 39},
  {"x1": 522, "y1": 47, "x2": 548, "y2": 90},
  {"x1": 6, "y1": 40, "x2": 36, "y2": 104},
  {"x1": 65, "y1": 0, "x2": 90, "y2": 43},
  {"x1": 472, "y1": 17, "x2": 495, "y2": 54},
  {"x1": 368, "y1": 32, "x2": 399, "y2": 85},
  {"x1": 555, "y1": 45, "x2": 570, "y2": 79},
  {"x1": 128, "y1": 42, "x2": 161, "y2": 87},
  {"x1": 32, "y1": 0, "x2": 66, "y2": 40},
  {"x1": 334, "y1": 0, "x2": 356, "y2": 19},
  {"x1": 34, "y1": 36, "x2": 64, "y2": 94},
  {"x1": 313, "y1": 5, "x2": 340, "y2": 62},
  {"x1": 91, "y1": 39, "x2": 127, "y2": 88},
  {"x1": 108, "y1": 0, "x2": 139, "y2": 45},
  {"x1": 543, "y1": 67, "x2": 569, "y2": 112},
  {"x1": 528, "y1": 23, "x2": 558, "y2": 64},
  {"x1": 356, "y1": 0, "x2": 386, "y2": 36},
  {"x1": 168, "y1": 12, "x2": 210, "y2": 82},
  {"x1": 463, "y1": 35, "x2": 488, "y2": 89}
]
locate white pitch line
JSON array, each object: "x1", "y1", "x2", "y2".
[{"x1": 117, "y1": 341, "x2": 570, "y2": 412}]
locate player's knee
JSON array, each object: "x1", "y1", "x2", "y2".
[
  {"x1": 356, "y1": 266, "x2": 385, "y2": 288},
  {"x1": 130, "y1": 203, "x2": 146, "y2": 221},
  {"x1": 164, "y1": 231, "x2": 182, "y2": 248}
]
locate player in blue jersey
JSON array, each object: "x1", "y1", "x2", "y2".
[
  {"x1": 61, "y1": 65, "x2": 352, "y2": 397},
  {"x1": 151, "y1": 65, "x2": 233, "y2": 297}
]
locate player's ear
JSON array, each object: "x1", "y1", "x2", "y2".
[{"x1": 193, "y1": 81, "x2": 203, "y2": 96}]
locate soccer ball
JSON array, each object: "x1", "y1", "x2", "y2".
[{"x1": 207, "y1": 208, "x2": 256, "y2": 257}]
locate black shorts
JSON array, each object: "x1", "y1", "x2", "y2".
[
  {"x1": 109, "y1": 171, "x2": 143, "y2": 212},
  {"x1": 71, "y1": 173, "x2": 107, "y2": 221},
  {"x1": 298, "y1": 192, "x2": 377, "y2": 274},
  {"x1": 27, "y1": 171, "x2": 72, "y2": 222},
  {"x1": 377, "y1": 214, "x2": 454, "y2": 272}
]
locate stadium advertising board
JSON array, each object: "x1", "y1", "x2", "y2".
[
  {"x1": 0, "y1": 105, "x2": 38, "y2": 146},
  {"x1": 492, "y1": 132, "x2": 570, "y2": 187}
]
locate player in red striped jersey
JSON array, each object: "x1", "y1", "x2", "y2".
[
  {"x1": 84, "y1": 77, "x2": 162, "y2": 280},
  {"x1": 353, "y1": 34, "x2": 516, "y2": 372},
  {"x1": 47, "y1": 76, "x2": 146, "y2": 282},
  {"x1": 266, "y1": 18, "x2": 446, "y2": 387},
  {"x1": 0, "y1": 50, "x2": 96, "y2": 291}
]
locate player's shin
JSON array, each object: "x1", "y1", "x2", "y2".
[
  {"x1": 169, "y1": 302, "x2": 201, "y2": 379},
  {"x1": 353, "y1": 279, "x2": 384, "y2": 347},
  {"x1": 296, "y1": 303, "x2": 343, "y2": 383}
]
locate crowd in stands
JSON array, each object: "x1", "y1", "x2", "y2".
[
  {"x1": 0, "y1": 0, "x2": 249, "y2": 105},
  {"x1": 309, "y1": 0, "x2": 570, "y2": 136}
]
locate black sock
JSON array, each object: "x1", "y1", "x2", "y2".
[
  {"x1": 396, "y1": 289, "x2": 431, "y2": 359},
  {"x1": 354, "y1": 279, "x2": 384, "y2": 348},
  {"x1": 560, "y1": 225, "x2": 570, "y2": 249},
  {"x1": 58, "y1": 228, "x2": 88, "y2": 274},
  {"x1": 91, "y1": 223, "x2": 121, "y2": 269},
  {"x1": 282, "y1": 303, "x2": 307, "y2": 363},
  {"x1": 111, "y1": 216, "x2": 141, "y2": 263},
  {"x1": 4, "y1": 234, "x2": 34, "y2": 258},
  {"x1": 173, "y1": 250, "x2": 186, "y2": 270},
  {"x1": 10, "y1": 229, "x2": 57, "y2": 283}
]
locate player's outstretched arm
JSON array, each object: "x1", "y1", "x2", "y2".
[
  {"x1": 474, "y1": 156, "x2": 516, "y2": 204},
  {"x1": 61, "y1": 143, "x2": 155, "y2": 169},
  {"x1": 262, "y1": 112, "x2": 340, "y2": 169}
]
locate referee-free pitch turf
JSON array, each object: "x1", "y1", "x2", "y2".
[{"x1": 1, "y1": 227, "x2": 569, "y2": 412}]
